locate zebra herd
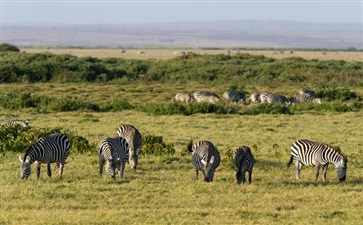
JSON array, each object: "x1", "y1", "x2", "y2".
[
  {"x1": 174, "y1": 89, "x2": 322, "y2": 105},
  {"x1": 5, "y1": 119, "x2": 347, "y2": 184}
]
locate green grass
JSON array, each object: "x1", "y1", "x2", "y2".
[{"x1": 0, "y1": 83, "x2": 363, "y2": 224}]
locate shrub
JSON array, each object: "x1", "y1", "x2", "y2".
[
  {"x1": 141, "y1": 134, "x2": 175, "y2": 156},
  {"x1": 316, "y1": 87, "x2": 359, "y2": 101},
  {"x1": 0, "y1": 43, "x2": 20, "y2": 52}
]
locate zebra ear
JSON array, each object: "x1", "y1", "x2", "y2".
[
  {"x1": 201, "y1": 159, "x2": 207, "y2": 165},
  {"x1": 210, "y1": 156, "x2": 215, "y2": 164},
  {"x1": 18, "y1": 156, "x2": 23, "y2": 163}
]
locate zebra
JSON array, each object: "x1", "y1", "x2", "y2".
[
  {"x1": 260, "y1": 93, "x2": 288, "y2": 104},
  {"x1": 1, "y1": 120, "x2": 29, "y2": 127},
  {"x1": 223, "y1": 91, "x2": 246, "y2": 103},
  {"x1": 99, "y1": 136, "x2": 129, "y2": 178},
  {"x1": 187, "y1": 140, "x2": 221, "y2": 182},
  {"x1": 287, "y1": 139, "x2": 348, "y2": 182},
  {"x1": 193, "y1": 91, "x2": 220, "y2": 103},
  {"x1": 117, "y1": 124, "x2": 142, "y2": 171},
  {"x1": 233, "y1": 146, "x2": 255, "y2": 185},
  {"x1": 174, "y1": 93, "x2": 195, "y2": 103},
  {"x1": 249, "y1": 93, "x2": 260, "y2": 104},
  {"x1": 289, "y1": 89, "x2": 320, "y2": 104},
  {"x1": 18, "y1": 132, "x2": 71, "y2": 180}
]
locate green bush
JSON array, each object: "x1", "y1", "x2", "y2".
[
  {"x1": 316, "y1": 87, "x2": 360, "y2": 101},
  {"x1": 0, "y1": 43, "x2": 20, "y2": 52},
  {"x1": 141, "y1": 134, "x2": 175, "y2": 156},
  {"x1": 0, "y1": 125, "x2": 95, "y2": 156}
]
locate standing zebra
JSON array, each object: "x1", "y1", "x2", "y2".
[
  {"x1": 18, "y1": 132, "x2": 71, "y2": 180},
  {"x1": 260, "y1": 93, "x2": 288, "y2": 104},
  {"x1": 249, "y1": 93, "x2": 260, "y2": 104},
  {"x1": 1, "y1": 120, "x2": 29, "y2": 127},
  {"x1": 287, "y1": 139, "x2": 348, "y2": 182},
  {"x1": 117, "y1": 124, "x2": 142, "y2": 170},
  {"x1": 174, "y1": 93, "x2": 195, "y2": 103},
  {"x1": 193, "y1": 91, "x2": 220, "y2": 103},
  {"x1": 223, "y1": 91, "x2": 246, "y2": 103},
  {"x1": 233, "y1": 146, "x2": 255, "y2": 184},
  {"x1": 99, "y1": 136, "x2": 129, "y2": 178},
  {"x1": 187, "y1": 140, "x2": 221, "y2": 182}
]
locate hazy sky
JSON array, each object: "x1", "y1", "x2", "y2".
[{"x1": 1, "y1": 0, "x2": 362, "y2": 25}]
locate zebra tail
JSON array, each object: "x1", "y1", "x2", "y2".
[
  {"x1": 187, "y1": 140, "x2": 193, "y2": 153},
  {"x1": 287, "y1": 155, "x2": 293, "y2": 168}
]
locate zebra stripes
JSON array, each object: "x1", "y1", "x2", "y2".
[
  {"x1": 193, "y1": 91, "x2": 220, "y2": 103},
  {"x1": 233, "y1": 146, "x2": 255, "y2": 184},
  {"x1": 18, "y1": 133, "x2": 71, "y2": 180},
  {"x1": 188, "y1": 140, "x2": 221, "y2": 182},
  {"x1": 117, "y1": 124, "x2": 142, "y2": 170},
  {"x1": 98, "y1": 136, "x2": 129, "y2": 178},
  {"x1": 260, "y1": 93, "x2": 288, "y2": 104},
  {"x1": 1, "y1": 120, "x2": 29, "y2": 127},
  {"x1": 249, "y1": 92, "x2": 260, "y2": 104},
  {"x1": 223, "y1": 91, "x2": 246, "y2": 103},
  {"x1": 287, "y1": 139, "x2": 348, "y2": 182},
  {"x1": 174, "y1": 93, "x2": 195, "y2": 103},
  {"x1": 289, "y1": 89, "x2": 321, "y2": 104}
]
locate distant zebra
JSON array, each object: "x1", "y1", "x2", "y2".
[
  {"x1": 174, "y1": 93, "x2": 195, "y2": 103},
  {"x1": 223, "y1": 91, "x2": 246, "y2": 103},
  {"x1": 260, "y1": 93, "x2": 288, "y2": 104},
  {"x1": 287, "y1": 139, "x2": 348, "y2": 182},
  {"x1": 249, "y1": 93, "x2": 260, "y2": 104},
  {"x1": 117, "y1": 124, "x2": 142, "y2": 170},
  {"x1": 193, "y1": 91, "x2": 220, "y2": 103},
  {"x1": 233, "y1": 146, "x2": 255, "y2": 184},
  {"x1": 187, "y1": 140, "x2": 221, "y2": 182},
  {"x1": 18, "y1": 133, "x2": 71, "y2": 180},
  {"x1": 99, "y1": 136, "x2": 129, "y2": 178},
  {"x1": 289, "y1": 89, "x2": 320, "y2": 104},
  {"x1": 1, "y1": 120, "x2": 29, "y2": 127}
]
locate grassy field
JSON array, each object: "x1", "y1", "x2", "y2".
[
  {"x1": 1, "y1": 82, "x2": 363, "y2": 224},
  {"x1": 21, "y1": 47, "x2": 363, "y2": 62}
]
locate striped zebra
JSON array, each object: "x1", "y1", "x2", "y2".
[
  {"x1": 260, "y1": 93, "x2": 288, "y2": 104},
  {"x1": 1, "y1": 120, "x2": 29, "y2": 127},
  {"x1": 117, "y1": 124, "x2": 142, "y2": 170},
  {"x1": 99, "y1": 136, "x2": 129, "y2": 178},
  {"x1": 223, "y1": 91, "x2": 246, "y2": 103},
  {"x1": 287, "y1": 139, "x2": 348, "y2": 182},
  {"x1": 249, "y1": 92, "x2": 260, "y2": 104},
  {"x1": 233, "y1": 146, "x2": 255, "y2": 184},
  {"x1": 18, "y1": 133, "x2": 71, "y2": 180},
  {"x1": 174, "y1": 93, "x2": 195, "y2": 103},
  {"x1": 187, "y1": 140, "x2": 221, "y2": 182},
  {"x1": 289, "y1": 89, "x2": 321, "y2": 104},
  {"x1": 193, "y1": 91, "x2": 220, "y2": 103}
]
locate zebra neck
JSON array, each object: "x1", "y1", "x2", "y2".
[
  {"x1": 323, "y1": 148, "x2": 343, "y2": 166},
  {"x1": 24, "y1": 144, "x2": 40, "y2": 164}
]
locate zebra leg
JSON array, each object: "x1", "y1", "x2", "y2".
[
  {"x1": 119, "y1": 162, "x2": 125, "y2": 177},
  {"x1": 195, "y1": 169, "x2": 199, "y2": 180},
  {"x1": 47, "y1": 163, "x2": 52, "y2": 177},
  {"x1": 295, "y1": 161, "x2": 303, "y2": 180},
  {"x1": 58, "y1": 162, "x2": 65, "y2": 177},
  {"x1": 315, "y1": 164, "x2": 321, "y2": 181},
  {"x1": 99, "y1": 158, "x2": 104, "y2": 176},
  {"x1": 36, "y1": 161, "x2": 41, "y2": 179},
  {"x1": 248, "y1": 169, "x2": 253, "y2": 184},
  {"x1": 322, "y1": 164, "x2": 329, "y2": 182}
]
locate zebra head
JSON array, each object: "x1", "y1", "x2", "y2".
[
  {"x1": 19, "y1": 156, "x2": 31, "y2": 180},
  {"x1": 106, "y1": 158, "x2": 118, "y2": 178},
  {"x1": 201, "y1": 156, "x2": 216, "y2": 182},
  {"x1": 336, "y1": 157, "x2": 348, "y2": 182},
  {"x1": 129, "y1": 148, "x2": 139, "y2": 170},
  {"x1": 235, "y1": 169, "x2": 246, "y2": 185}
]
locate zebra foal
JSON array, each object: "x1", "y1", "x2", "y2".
[
  {"x1": 287, "y1": 139, "x2": 348, "y2": 182},
  {"x1": 1, "y1": 120, "x2": 29, "y2": 127},
  {"x1": 233, "y1": 146, "x2": 255, "y2": 184},
  {"x1": 99, "y1": 136, "x2": 129, "y2": 178},
  {"x1": 18, "y1": 133, "x2": 71, "y2": 180},
  {"x1": 117, "y1": 124, "x2": 142, "y2": 170},
  {"x1": 188, "y1": 140, "x2": 221, "y2": 182}
]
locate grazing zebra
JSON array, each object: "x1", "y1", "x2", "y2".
[
  {"x1": 223, "y1": 91, "x2": 246, "y2": 103},
  {"x1": 260, "y1": 93, "x2": 288, "y2": 104},
  {"x1": 117, "y1": 124, "x2": 142, "y2": 170},
  {"x1": 287, "y1": 139, "x2": 348, "y2": 182},
  {"x1": 249, "y1": 93, "x2": 260, "y2": 104},
  {"x1": 233, "y1": 146, "x2": 255, "y2": 184},
  {"x1": 187, "y1": 140, "x2": 221, "y2": 182},
  {"x1": 174, "y1": 93, "x2": 195, "y2": 103},
  {"x1": 1, "y1": 120, "x2": 29, "y2": 127},
  {"x1": 99, "y1": 136, "x2": 129, "y2": 178},
  {"x1": 289, "y1": 89, "x2": 320, "y2": 104},
  {"x1": 193, "y1": 91, "x2": 220, "y2": 103},
  {"x1": 18, "y1": 133, "x2": 71, "y2": 180},
  {"x1": 299, "y1": 89, "x2": 316, "y2": 96}
]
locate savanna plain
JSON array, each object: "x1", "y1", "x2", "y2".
[{"x1": 0, "y1": 49, "x2": 363, "y2": 225}]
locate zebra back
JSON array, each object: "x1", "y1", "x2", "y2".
[
  {"x1": 191, "y1": 141, "x2": 221, "y2": 182},
  {"x1": 1, "y1": 120, "x2": 29, "y2": 127},
  {"x1": 260, "y1": 93, "x2": 287, "y2": 104},
  {"x1": 117, "y1": 124, "x2": 142, "y2": 170}
]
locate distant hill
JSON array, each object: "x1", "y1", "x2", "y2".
[{"x1": 2, "y1": 20, "x2": 362, "y2": 49}]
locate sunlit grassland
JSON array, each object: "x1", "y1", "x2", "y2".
[{"x1": 0, "y1": 83, "x2": 363, "y2": 224}]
